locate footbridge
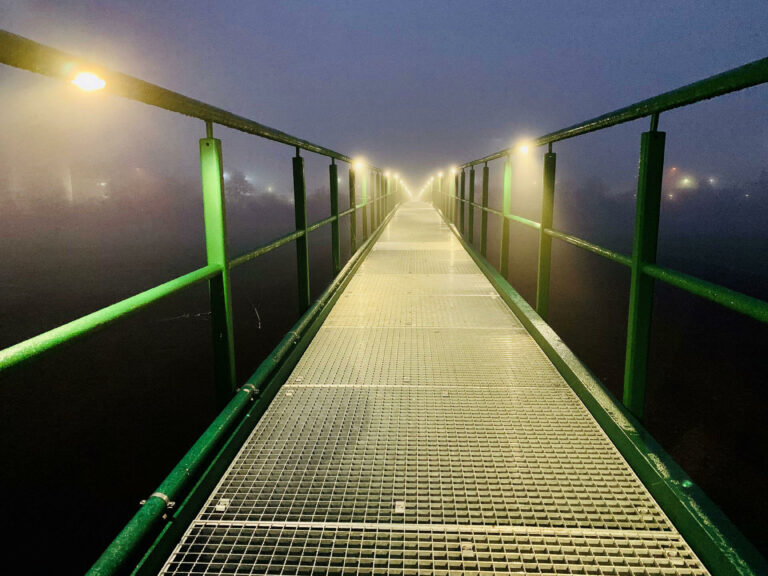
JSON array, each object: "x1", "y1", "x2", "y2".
[{"x1": 1, "y1": 31, "x2": 767, "y2": 576}]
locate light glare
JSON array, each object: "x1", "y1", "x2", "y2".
[{"x1": 72, "y1": 71, "x2": 106, "y2": 91}]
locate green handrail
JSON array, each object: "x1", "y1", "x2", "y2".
[
  {"x1": 435, "y1": 55, "x2": 768, "y2": 576},
  {"x1": 0, "y1": 30, "x2": 402, "y2": 573},
  {"x1": 460, "y1": 55, "x2": 768, "y2": 167},
  {"x1": 447, "y1": 57, "x2": 768, "y2": 422},
  {"x1": 0, "y1": 30, "x2": 395, "y2": 384}
]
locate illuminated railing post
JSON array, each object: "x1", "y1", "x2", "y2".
[
  {"x1": 200, "y1": 121, "x2": 236, "y2": 407},
  {"x1": 500, "y1": 154, "x2": 512, "y2": 276},
  {"x1": 371, "y1": 171, "x2": 377, "y2": 229},
  {"x1": 536, "y1": 144, "x2": 557, "y2": 319},
  {"x1": 329, "y1": 160, "x2": 341, "y2": 275},
  {"x1": 386, "y1": 174, "x2": 391, "y2": 215},
  {"x1": 623, "y1": 115, "x2": 666, "y2": 420},
  {"x1": 468, "y1": 166, "x2": 475, "y2": 244},
  {"x1": 362, "y1": 170, "x2": 369, "y2": 240},
  {"x1": 459, "y1": 169, "x2": 466, "y2": 235},
  {"x1": 438, "y1": 175, "x2": 443, "y2": 219},
  {"x1": 292, "y1": 148, "x2": 311, "y2": 314},
  {"x1": 481, "y1": 163, "x2": 489, "y2": 257},
  {"x1": 453, "y1": 172, "x2": 459, "y2": 226},
  {"x1": 349, "y1": 167, "x2": 357, "y2": 252},
  {"x1": 377, "y1": 172, "x2": 382, "y2": 227}
]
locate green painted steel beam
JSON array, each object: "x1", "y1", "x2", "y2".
[
  {"x1": 0, "y1": 30, "x2": 378, "y2": 166},
  {"x1": 467, "y1": 167, "x2": 475, "y2": 244},
  {"x1": 481, "y1": 164, "x2": 489, "y2": 257},
  {"x1": 0, "y1": 265, "x2": 219, "y2": 373},
  {"x1": 643, "y1": 263, "x2": 768, "y2": 324},
  {"x1": 362, "y1": 170, "x2": 369, "y2": 241},
  {"x1": 543, "y1": 227, "x2": 632, "y2": 266},
  {"x1": 460, "y1": 55, "x2": 768, "y2": 167},
  {"x1": 459, "y1": 169, "x2": 466, "y2": 234},
  {"x1": 201, "y1": 133, "x2": 237, "y2": 406},
  {"x1": 623, "y1": 128, "x2": 665, "y2": 420},
  {"x1": 349, "y1": 168, "x2": 357, "y2": 252},
  {"x1": 293, "y1": 151, "x2": 311, "y2": 314},
  {"x1": 89, "y1": 202, "x2": 401, "y2": 576},
  {"x1": 500, "y1": 155, "x2": 512, "y2": 277},
  {"x1": 437, "y1": 208, "x2": 768, "y2": 576},
  {"x1": 329, "y1": 161, "x2": 341, "y2": 276},
  {"x1": 536, "y1": 151, "x2": 557, "y2": 319},
  {"x1": 228, "y1": 230, "x2": 305, "y2": 269}
]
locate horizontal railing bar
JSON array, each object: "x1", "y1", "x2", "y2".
[
  {"x1": 228, "y1": 230, "x2": 304, "y2": 269},
  {"x1": 454, "y1": 195, "x2": 541, "y2": 230},
  {"x1": 508, "y1": 213, "x2": 540, "y2": 230},
  {"x1": 87, "y1": 202, "x2": 401, "y2": 576},
  {"x1": 227, "y1": 193, "x2": 393, "y2": 269},
  {"x1": 0, "y1": 264, "x2": 221, "y2": 373},
  {"x1": 461, "y1": 56, "x2": 768, "y2": 167},
  {"x1": 306, "y1": 214, "x2": 337, "y2": 233},
  {"x1": 643, "y1": 263, "x2": 768, "y2": 324},
  {"x1": 544, "y1": 228, "x2": 632, "y2": 266},
  {"x1": 0, "y1": 30, "x2": 382, "y2": 167}
]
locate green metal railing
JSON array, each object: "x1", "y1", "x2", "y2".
[
  {"x1": 434, "y1": 55, "x2": 768, "y2": 421},
  {"x1": 0, "y1": 30, "x2": 401, "y2": 574},
  {"x1": 429, "y1": 57, "x2": 768, "y2": 576}
]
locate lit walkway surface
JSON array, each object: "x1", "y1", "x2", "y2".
[{"x1": 159, "y1": 202, "x2": 708, "y2": 575}]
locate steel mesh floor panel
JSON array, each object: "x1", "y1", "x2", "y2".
[
  {"x1": 196, "y1": 387, "x2": 670, "y2": 530},
  {"x1": 325, "y1": 295, "x2": 519, "y2": 328},
  {"x1": 373, "y1": 241, "x2": 464, "y2": 251},
  {"x1": 162, "y1": 525, "x2": 707, "y2": 576},
  {"x1": 359, "y1": 250, "x2": 479, "y2": 275},
  {"x1": 287, "y1": 327, "x2": 563, "y2": 388},
  {"x1": 158, "y1": 202, "x2": 708, "y2": 575},
  {"x1": 344, "y1": 274, "x2": 496, "y2": 296}
]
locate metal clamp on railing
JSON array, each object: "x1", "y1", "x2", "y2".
[{"x1": 139, "y1": 492, "x2": 175, "y2": 511}]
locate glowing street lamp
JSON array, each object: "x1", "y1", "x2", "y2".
[{"x1": 72, "y1": 71, "x2": 106, "y2": 91}]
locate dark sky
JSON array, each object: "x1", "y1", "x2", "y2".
[{"x1": 1, "y1": 0, "x2": 767, "y2": 189}]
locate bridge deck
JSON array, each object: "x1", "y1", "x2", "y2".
[{"x1": 159, "y1": 203, "x2": 707, "y2": 575}]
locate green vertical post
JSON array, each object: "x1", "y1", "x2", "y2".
[
  {"x1": 536, "y1": 146, "x2": 557, "y2": 319},
  {"x1": 200, "y1": 122, "x2": 236, "y2": 407},
  {"x1": 376, "y1": 172, "x2": 382, "y2": 227},
  {"x1": 459, "y1": 169, "x2": 466, "y2": 235},
  {"x1": 293, "y1": 148, "x2": 310, "y2": 314},
  {"x1": 481, "y1": 163, "x2": 489, "y2": 257},
  {"x1": 371, "y1": 171, "x2": 377, "y2": 230},
  {"x1": 453, "y1": 173, "x2": 459, "y2": 226},
  {"x1": 468, "y1": 166, "x2": 475, "y2": 245},
  {"x1": 362, "y1": 170, "x2": 369, "y2": 240},
  {"x1": 438, "y1": 176, "x2": 444, "y2": 220},
  {"x1": 623, "y1": 117, "x2": 666, "y2": 420},
  {"x1": 349, "y1": 167, "x2": 357, "y2": 253},
  {"x1": 329, "y1": 160, "x2": 340, "y2": 275},
  {"x1": 381, "y1": 173, "x2": 386, "y2": 223},
  {"x1": 385, "y1": 174, "x2": 389, "y2": 217},
  {"x1": 500, "y1": 155, "x2": 512, "y2": 277}
]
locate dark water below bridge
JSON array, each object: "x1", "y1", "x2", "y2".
[{"x1": 1, "y1": 182, "x2": 766, "y2": 575}]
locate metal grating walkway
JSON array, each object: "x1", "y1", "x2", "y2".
[{"x1": 159, "y1": 202, "x2": 708, "y2": 575}]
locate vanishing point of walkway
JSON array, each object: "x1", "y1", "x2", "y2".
[{"x1": 159, "y1": 202, "x2": 708, "y2": 575}]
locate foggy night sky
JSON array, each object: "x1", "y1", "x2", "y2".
[{"x1": 1, "y1": 0, "x2": 768, "y2": 189}]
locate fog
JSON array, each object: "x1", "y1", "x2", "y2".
[{"x1": 1, "y1": 2, "x2": 768, "y2": 572}]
